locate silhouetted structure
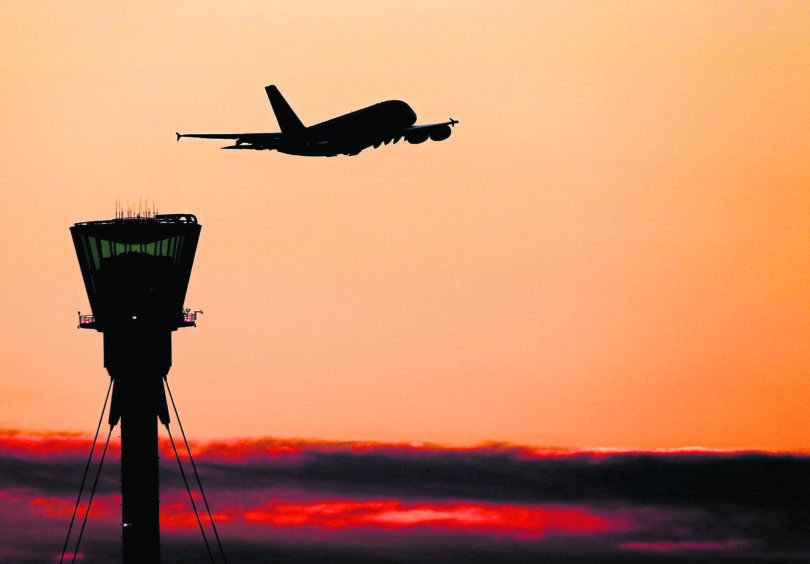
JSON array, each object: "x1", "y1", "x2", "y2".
[
  {"x1": 177, "y1": 84, "x2": 458, "y2": 156},
  {"x1": 71, "y1": 212, "x2": 201, "y2": 563}
]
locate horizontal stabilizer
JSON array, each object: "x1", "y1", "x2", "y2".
[{"x1": 177, "y1": 132, "x2": 244, "y2": 140}]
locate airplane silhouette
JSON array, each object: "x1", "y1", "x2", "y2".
[{"x1": 177, "y1": 85, "x2": 458, "y2": 157}]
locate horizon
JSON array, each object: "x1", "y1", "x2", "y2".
[{"x1": 4, "y1": 427, "x2": 810, "y2": 455}]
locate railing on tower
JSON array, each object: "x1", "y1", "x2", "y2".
[{"x1": 77, "y1": 310, "x2": 202, "y2": 329}]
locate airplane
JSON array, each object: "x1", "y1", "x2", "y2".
[{"x1": 177, "y1": 85, "x2": 458, "y2": 157}]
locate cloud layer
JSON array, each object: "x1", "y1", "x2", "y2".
[{"x1": 2, "y1": 431, "x2": 809, "y2": 563}]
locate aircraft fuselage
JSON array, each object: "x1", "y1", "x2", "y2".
[{"x1": 280, "y1": 100, "x2": 417, "y2": 156}]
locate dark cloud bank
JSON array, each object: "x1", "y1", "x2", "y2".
[{"x1": 1, "y1": 435, "x2": 808, "y2": 563}]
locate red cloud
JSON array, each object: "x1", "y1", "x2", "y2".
[
  {"x1": 235, "y1": 500, "x2": 625, "y2": 538},
  {"x1": 23, "y1": 491, "x2": 625, "y2": 539},
  {"x1": 0, "y1": 429, "x2": 777, "y2": 464}
]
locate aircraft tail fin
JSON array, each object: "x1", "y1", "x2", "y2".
[{"x1": 265, "y1": 85, "x2": 305, "y2": 134}]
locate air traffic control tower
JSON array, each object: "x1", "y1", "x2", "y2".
[{"x1": 71, "y1": 211, "x2": 201, "y2": 563}]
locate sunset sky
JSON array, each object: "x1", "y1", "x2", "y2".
[
  {"x1": 3, "y1": 2, "x2": 810, "y2": 561},
  {"x1": 2, "y1": 2, "x2": 810, "y2": 452}
]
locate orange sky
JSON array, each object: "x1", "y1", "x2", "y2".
[{"x1": 1, "y1": 1, "x2": 809, "y2": 450}]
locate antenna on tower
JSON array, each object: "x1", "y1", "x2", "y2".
[{"x1": 114, "y1": 199, "x2": 159, "y2": 220}]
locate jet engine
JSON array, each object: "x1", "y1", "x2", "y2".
[
  {"x1": 405, "y1": 130, "x2": 430, "y2": 144},
  {"x1": 429, "y1": 125, "x2": 452, "y2": 142}
]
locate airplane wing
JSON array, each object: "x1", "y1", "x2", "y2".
[
  {"x1": 401, "y1": 118, "x2": 459, "y2": 132},
  {"x1": 399, "y1": 118, "x2": 459, "y2": 143},
  {"x1": 176, "y1": 131, "x2": 284, "y2": 150}
]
